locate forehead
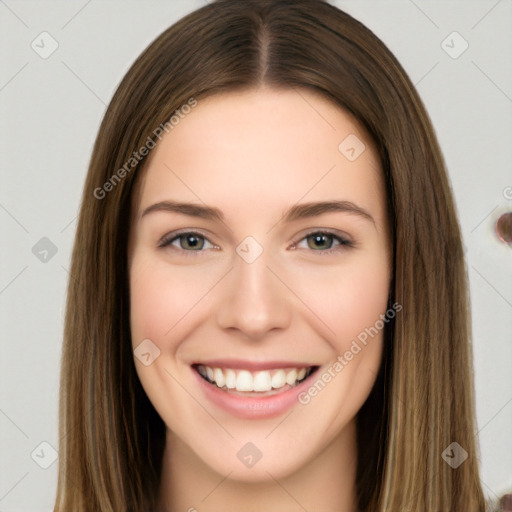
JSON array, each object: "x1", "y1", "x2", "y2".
[{"x1": 134, "y1": 87, "x2": 384, "y2": 221}]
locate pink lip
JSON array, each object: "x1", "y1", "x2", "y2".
[
  {"x1": 192, "y1": 365, "x2": 318, "y2": 419},
  {"x1": 192, "y1": 359, "x2": 312, "y2": 371}
]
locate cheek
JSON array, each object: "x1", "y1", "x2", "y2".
[
  {"x1": 128, "y1": 255, "x2": 201, "y2": 423},
  {"x1": 130, "y1": 266, "x2": 172, "y2": 349},
  {"x1": 292, "y1": 256, "x2": 390, "y2": 436},
  {"x1": 129, "y1": 255, "x2": 209, "y2": 349},
  {"x1": 290, "y1": 252, "x2": 391, "y2": 352},
  {"x1": 339, "y1": 260, "x2": 390, "y2": 344}
]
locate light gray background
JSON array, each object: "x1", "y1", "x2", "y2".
[{"x1": 0, "y1": 1, "x2": 511, "y2": 510}]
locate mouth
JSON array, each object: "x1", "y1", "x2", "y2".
[
  {"x1": 192, "y1": 361, "x2": 320, "y2": 418},
  {"x1": 193, "y1": 364, "x2": 318, "y2": 397}
]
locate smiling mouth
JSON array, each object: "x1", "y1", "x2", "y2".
[{"x1": 193, "y1": 364, "x2": 319, "y2": 396}]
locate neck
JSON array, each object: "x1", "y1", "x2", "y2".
[{"x1": 157, "y1": 419, "x2": 359, "y2": 512}]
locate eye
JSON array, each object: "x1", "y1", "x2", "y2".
[
  {"x1": 159, "y1": 231, "x2": 217, "y2": 253},
  {"x1": 158, "y1": 229, "x2": 353, "y2": 255},
  {"x1": 293, "y1": 230, "x2": 353, "y2": 254}
]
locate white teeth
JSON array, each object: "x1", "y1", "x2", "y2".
[
  {"x1": 197, "y1": 365, "x2": 312, "y2": 392},
  {"x1": 271, "y1": 369, "x2": 286, "y2": 389},
  {"x1": 286, "y1": 369, "x2": 297, "y2": 385},
  {"x1": 236, "y1": 370, "x2": 253, "y2": 392},
  {"x1": 225, "y1": 369, "x2": 236, "y2": 389},
  {"x1": 253, "y1": 371, "x2": 272, "y2": 392},
  {"x1": 213, "y1": 368, "x2": 225, "y2": 388}
]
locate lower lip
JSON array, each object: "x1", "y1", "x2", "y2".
[{"x1": 192, "y1": 367, "x2": 316, "y2": 419}]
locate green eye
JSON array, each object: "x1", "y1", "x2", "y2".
[
  {"x1": 159, "y1": 231, "x2": 215, "y2": 252},
  {"x1": 176, "y1": 233, "x2": 205, "y2": 250},
  {"x1": 307, "y1": 233, "x2": 335, "y2": 250},
  {"x1": 297, "y1": 231, "x2": 353, "y2": 253}
]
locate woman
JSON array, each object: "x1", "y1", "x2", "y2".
[{"x1": 54, "y1": 0, "x2": 493, "y2": 510}]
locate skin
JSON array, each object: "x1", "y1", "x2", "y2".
[{"x1": 128, "y1": 87, "x2": 391, "y2": 512}]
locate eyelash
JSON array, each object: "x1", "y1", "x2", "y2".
[{"x1": 158, "y1": 229, "x2": 354, "y2": 255}]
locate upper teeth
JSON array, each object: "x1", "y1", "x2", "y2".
[{"x1": 197, "y1": 365, "x2": 310, "y2": 392}]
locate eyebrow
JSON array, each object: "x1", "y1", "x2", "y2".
[{"x1": 140, "y1": 199, "x2": 375, "y2": 225}]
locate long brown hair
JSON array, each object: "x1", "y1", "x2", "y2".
[{"x1": 55, "y1": 0, "x2": 487, "y2": 510}]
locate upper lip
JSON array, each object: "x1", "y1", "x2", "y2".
[{"x1": 192, "y1": 359, "x2": 316, "y2": 371}]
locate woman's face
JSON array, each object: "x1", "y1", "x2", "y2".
[{"x1": 128, "y1": 87, "x2": 391, "y2": 481}]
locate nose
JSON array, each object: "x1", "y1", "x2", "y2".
[{"x1": 215, "y1": 247, "x2": 292, "y2": 341}]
